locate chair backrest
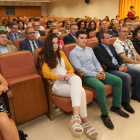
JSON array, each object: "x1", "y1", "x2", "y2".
[
  {"x1": 14, "y1": 38, "x2": 26, "y2": 51},
  {"x1": 86, "y1": 40, "x2": 98, "y2": 49},
  {"x1": 58, "y1": 34, "x2": 68, "y2": 40},
  {"x1": 127, "y1": 35, "x2": 132, "y2": 40},
  {"x1": 42, "y1": 29, "x2": 49, "y2": 35},
  {"x1": 0, "y1": 51, "x2": 37, "y2": 80},
  {"x1": 110, "y1": 37, "x2": 117, "y2": 45},
  {"x1": 94, "y1": 31, "x2": 98, "y2": 37},
  {"x1": 62, "y1": 43, "x2": 77, "y2": 59},
  {"x1": 58, "y1": 28, "x2": 65, "y2": 32},
  {"x1": 38, "y1": 36, "x2": 46, "y2": 43},
  {"x1": 7, "y1": 40, "x2": 13, "y2": 45}
]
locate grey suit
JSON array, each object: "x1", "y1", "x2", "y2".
[
  {"x1": 8, "y1": 32, "x2": 26, "y2": 44},
  {"x1": 0, "y1": 45, "x2": 17, "y2": 55}
]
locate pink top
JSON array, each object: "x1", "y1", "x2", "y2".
[
  {"x1": 127, "y1": 11, "x2": 135, "y2": 19},
  {"x1": 59, "y1": 40, "x2": 64, "y2": 47}
]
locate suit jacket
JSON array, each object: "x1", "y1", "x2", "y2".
[
  {"x1": 20, "y1": 39, "x2": 43, "y2": 54},
  {"x1": 94, "y1": 43, "x2": 124, "y2": 71},
  {"x1": 63, "y1": 33, "x2": 76, "y2": 44},
  {"x1": 131, "y1": 37, "x2": 140, "y2": 55},
  {"x1": 61, "y1": 29, "x2": 68, "y2": 35},
  {"x1": 0, "y1": 45, "x2": 17, "y2": 55},
  {"x1": 39, "y1": 30, "x2": 45, "y2": 36},
  {"x1": 8, "y1": 32, "x2": 25, "y2": 44},
  {"x1": 112, "y1": 29, "x2": 119, "y2": 37}
]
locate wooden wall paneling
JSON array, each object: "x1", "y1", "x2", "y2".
[{"x1": 0, "y1": 6, "x2": 6, "y2": 17}]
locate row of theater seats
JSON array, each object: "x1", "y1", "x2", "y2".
[{"x1": 2, "y1": 35, "x2": 132, "y2": 126}]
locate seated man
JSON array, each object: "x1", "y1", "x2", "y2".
[
  {"x1": 32, "y1": 21, "x2": 45, "y2": 39},
  {"x1": 134, "y1": 21, "x2": 140, "y2": 29},
  {"x1": 63, "y1": 23, "x2": 78, "y2": 44},
  {"x1": 0, "y1": 30, "x2": 17, "y2": 55},
  {"x1": 34, "y1": 18, "x2": 45, "y2": 30},
  {"x1": 96, "y1": 20, "x2": 115, "y2": 39},
  {"x1": 94, "y1": 31, "x2": 140, "y2": 112},
  {"x1": 61, "y1": 20, "x2": 70, "y2": 34},
  {"x1": 69, "y1": 30, "x2": 129, "y2": 129},
  {"x1": 112, "y1": 20, "x2": 121, "y2": 37},
  {"x1": 8, "y1": 22, "x2": 25, "y2": 44},
  {"x1": 114, "y1": 26, "x2": 140, "y2": 70},
  {"x1": 124, "y1": 21, "x2": 133, "y2": 35},
  {"x1": 132, "y1": 16, "x2": 139, "y2": 27},
  {"x1": 20, "y1": 27, "x2": 43, "y2": 55}
]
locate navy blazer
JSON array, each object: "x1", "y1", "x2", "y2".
[
  {"x1": 20, "y1": 39, "x2": 43, "y2": 54},
  {"x1": 39, "y1": 30, "x2": 45, "y2": 36},
  {"x1": 8, "y1": 32, "x2": 25, "y2": 44},
  {"x1": 63, "y1": 33, "x2": 76, "y2": 44}
]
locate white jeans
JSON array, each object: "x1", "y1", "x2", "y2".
[{"x1": 53, "y1": 76, "x2": 87, "y2": 118}]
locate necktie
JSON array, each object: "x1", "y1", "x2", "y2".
[
  {"x1": 32, "y1": 42, "x2": 36, "y2": 49},
  {"x1": 14, "y1": 34, "x2": 18, "y2": 39}
]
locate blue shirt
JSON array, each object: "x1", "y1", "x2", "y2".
[
  {"x1": 69, "y1": 45, "x2": 103, "y2": 77},
  {"x1": 101, "y1": 43, "x2": 118, "y2": 65},
  {"x1": 0, "y1": 45, "x2": 9, "y2": 54}
]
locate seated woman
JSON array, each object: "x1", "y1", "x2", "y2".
[
  {"x1": 17, "y1": 20, "x2": 25, "y2": 33},
  {"x1": 47, "y1": 28, "x2": 64, "y2": 48},
  {"x1": 78, "y1": 20, "x2": 86, "y2": 30},
  {"x1": 39, "y1": 33, "x2": 98, "y2": 139},
  {"x1": 0, "y1": 74, "x2": 20, "y2": 140},
  {"x1": 88, "y1": 21, "x2": 98, "y2": 31},
  {"x1": 0, "y1": 21, "x2": 6, "y2": 32},
  {"x1": 86, "y1": 27, "x2": 97, "y2": 41}
]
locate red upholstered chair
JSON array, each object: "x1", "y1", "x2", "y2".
[
  {"x1": 14, "y1": 38, "x2": 26, "y2": 51},
  {"x1": 7, "y1": 40, "x2": 13, "y2": 45},
  {"x1": 0, "y1": 51, "x2": 48, "y2": 125},
  {"x1": 38, "y1": 36, "x2": 46, "y2": 43},
  {"x1": 34, "y1": 48, "x2": 93, "y2": 120},
  {"x1": 58, "y1": 34, "x2": 68, "y2": 40},
  {"x1": 87, "y1": 40, "x2": 98, "y2": 49},
  {"x1": 127, "y1": 35, "x2": 132, "y2": 40},
  {"x1": 62, "y1": 43, "x2": 113, "y2": 99},
  {"x1": 110, "y1": 37, "x2": 117, "y2": 45},
  {"x1": 42, "y1": 29, "x2": 49, "y2": 35}
]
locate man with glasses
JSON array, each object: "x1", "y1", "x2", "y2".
[
  {"x1": 32, "y1": 21, "x2": 45, "y2": 39},
  {"x1": 8, "y1": 22, "x2": 25, "y2": 44},
  {"x1": 124, "y1": 21, "x2": 133, "y2": 35},
  {"x1": 20, "y1": 27, "x2": 43, "y2": 55},
  {"x1": 94, "y1": 31, "x2": 140, "y2": 113},
  {"x1": 112, "y1": 20, "x2": 121, "y2": 37}
]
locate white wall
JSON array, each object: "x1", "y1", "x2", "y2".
[
  {"x1": 41, "y1": 3, "x2": 48, "y2": 16},
  {"x1": 46, "y1": 0, "x2": 120, "y2": 19}
]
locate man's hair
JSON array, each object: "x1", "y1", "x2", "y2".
[
  {"x1": 75, "y1": 18, "x2": 80, "y2": 22},
  {"x1": 34, "y1": 18, "x2": 40, "y2": 22},
  {"x1": 112, "y1": 20, "x2": 119, "y2": 26},
  {"x1": 116, "y1": 15, "x2": 120, "y2": 18},
  {"x1": 64, "y1": 20, "x2": 70, "y2": 25},
  {"x1": 76, "y1": 30, "x2": 87, "y2": 38},
  {"x1": 118, "y1": 26, "x2": 127, "y2": 32},
  {"x1": 134, "y1": 16, "x2": 139, "y2": 20},
  {"x1": 98, "y1": 31, "x2": 109, "y2": 44},
  {"x1": 130, "y1": 6, "x2": 134, "y2": 9},
  {"x1": 124, "y1": 21, "x2": 131, "y2": 26},
  {"x1": 13, "y1": 19, "x2": 17, "y2": 22},
  {"x1": 32, "y1": 21, "x2": 39, "y2": 26},
  {"x1": 29, "y1": 18, "x2": 33, "y2": 22},
  {"x1": 99, "y1": 20, "x2": 106, "y2": 26},
  {"x1": 0, "y1": 30, "x2": 7, "y2": 35},
  {"x1": 25, "y1": 27, "x2": 34, "y2": 34},
  {"x1": 70, "y1": 23, "x2": 77, "y2": 28},
  {"x1": 9, "y1": 22, "x2": 18, "y2": 28},
  {"x1": 132, "y1": 26, "x2": 140, "y2": 38}
]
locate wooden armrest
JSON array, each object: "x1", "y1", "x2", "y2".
[
  {"x1": 101, "y1": 64, "x2": 107, "y2": 71},
  {"x1": 44, "y1": 78, "x2": 53, "y2": 86},
  {"x1": 6, "y1": 90, "x2": 13, "y2": 99},
  {"x1": 74, "y1": 69, "x2": 84, "y2": 78}
]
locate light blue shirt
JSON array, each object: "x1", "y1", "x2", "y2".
[
  {"x1": 101, "y1": 43, "x2": 118, "y2": 65},
  {"x1": 0, "y1": 26, "x2": 7, "y2": 31},
  {"x1": 0, "y1": 45, "x2": 9, "y2": 54},
  {"x1": 69, "y1": 45, "x2": 103, "y2": 77}
]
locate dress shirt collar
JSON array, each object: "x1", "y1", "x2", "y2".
[
  {"x1": 28, "y1": 39, "x2": 36, "y2": 43},
  {"x1": 76, "y1": 45, "x2": 86, "y2": 50},
  {"x1": 101, "y1": 43, "x2": 109, "y2": 48},
  {"x1": 70, "y1": 33, "x2": 76, "y2": 39}
]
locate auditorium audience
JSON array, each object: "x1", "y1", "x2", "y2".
[
  {"x1": 119, "y1": 19, "x2": 124, "y2": 27},
  {"x1": 17, "y1": 20, "x2": 25, "y2": 33},
  {"x1": 46, "y1": 20, "x2": 53, "y2": 29},
  {"x1": 116, "y1": 15, "x2": 120, "y2": 21},
  {"x1": 8, "y1": 22, "x2": 25, "y2": 44},
  {"x1": 0, "y1": 21, "x2": 6, "y2": 31},
  {"x1": 39, "y1": 33, "x2": 98, "y2": 139},
  {"x1": 69, "y1": 30, "x2": 129, "y2": 129},
  {"x1": 61, "y1": 20, "x2": 70, "y2": 34},
  {"x1": 77, "y1": 20, "x2": 86, "y2": 30},
  {"x1": 32, "y1": 21, "x2": 45, "y2": 39},
  {"x1": 27, "y1": 18, "x2": 34, "y2": 27},
  {"x1": 132, "y1": 16, "x2": 139, "y2": 27},
  {"x1": 0, "y1": 31, "x2": 17, "y2": 55},
  {"x1": 0, "y1": 74, "x2": 20, "y2": 140},
  {"x1": 51, "y1": 22, "x2": 57, "y2": 28},
  {"x1": 63, "y1": 23, "x2": 78, "y2": 44},
  {"x1": 112, "y1": 20, "x2": 121, "y2": 37},
  {"x1": 104, "y1": 16, "x2": 110, "y2": 22},
  {"x1": 75, "y1": 18, "x2": 80, "y2": 25},
  {"x1": 124, "y1": 21, "x2": 133, "y2": 35},
  {"x1": 94, "y1": 31, "x2": 140, "y2": 113},
  {"x1": 86, "y1": 27, "x2": 97, "y2": 41},
  {"x1": 88, "y1": 21, "x2": 97, "y2": 31},
  {"x1": 34, "y1": 18, "x2": 45, "y2": 30},
  {"x1": 20, "y1": 27, "x2": 43, "y2": 55},
  {"x1": 134, "y1": 21, "x2": 140, "y2": 29}
]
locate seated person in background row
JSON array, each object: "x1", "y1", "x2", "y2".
[
  {"x1": 8, "y1": 22, "x2": 25, "y2": 44},
  {"x1": 17, "y1": 20, "x2": 25, "y2": 33},
  {"x1": 96, "y1": 20, "x2": 115, "y2": 39},
  {"x1": 131, "y1": 26, "x2": 140, "y2": 55},
  {"x1": 47, "y1": 28, "x2": 64, "y2": 48},
  {"x1": 0, "y1": 30, "x2": 17, "y2": 55},
  {"x1": 27, "y1": 18, "x2": 34, "y2": 27},
  {"x1": 112, "y1": 20, "x2": 121, "y2": 37},
  {"x1": 39, "y1": 33, "x2": 98, "y2": 140},
  {"x1": 32, "y1": 21, "x2": 45, "y2": 39},
  {"x1": 20, "y1": 27, "x2": 43, "y2": 55},
  {"x1": 75, "y1": 18, "x2": 80, "y2": 25},
  {"x1": 0, "y1": 21, "x2": 6, "y2": 32},
  {"x1": 88, "y1": 20, "x2": 97, "y2": 31},
  {"x1": 114, "y1": 26, "x2": 140, "y2": 71},
  {"x1": 77, "y1": 20, "x2": 86, "y2": 31},
  {"x1": 116, "y1": 15, "x2": 120, "y2": 21},
  {"x1": 0, "y1": 74, "x2": 20, "y2": 140},
  {"x1": 134, "y1": 21, "x2": 140, "y2": 29},
  {"x1": 61, "y1": 20, "x2": 70, "y2": 34},
  {"x1": 132, "y1": 16, "x2": 139, "y2": 27},
  {"x1": 34, "y1": 18, "x2": 45, "y2": 31},
  {"x1": 94, "y1": 31, "x2": 140, "y2": 113},
  {"x1": 124, "y1": 21, "x2": 133, "y2": 35},
  {"x1": 69, "y1": 30, "x2": 129, "y2": 130},
  {"x1": 86, "y1": 27, "x2": 97, "y2": 41},
  {"x1": 63, "y1": 23, "x2": 78, "y2": 44}
]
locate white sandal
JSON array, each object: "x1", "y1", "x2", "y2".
[
  {"x1": 82, "y1": 121, "x2": 98, "y2": 140},
  {"x1": 69, "y1": 115, "x2": 84, "y2": 138}
]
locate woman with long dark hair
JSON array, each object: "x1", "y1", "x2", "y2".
[
  {"x1": 88, "y1": 21, "x2": 97, "y2": 30},
  {"x1": 77, "y1": 20, "x2": 86, "y2": 30},
  {"x1": 39, "y1": 33, "x2": 98, "y2": 140},
  {"x1": 17, "y1": 20, "x2": 25, "y2": 33},
  {"x1": 86, "y1": 27, "x2": 97, "y2": 41}
]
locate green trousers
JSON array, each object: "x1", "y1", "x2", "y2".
[{"x1": 82, "y1": 72, "x2": 122, "y2": 115}]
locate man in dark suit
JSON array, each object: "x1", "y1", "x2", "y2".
[
  {"x1": 20, "y1": 27, "x2": 43, "y2": 55},
  {"x1": 8, "y1": 22, "x2": 25, "y2": 44},
  {"x1": 32, "y1": 21, "x2": 45, "y2": 39},
  {"x1": 94, "y1": 31, "x2": 140, "y2": 113},
  {"x1": 63, "y1": 24, "x2": 78, "y2": 44}
]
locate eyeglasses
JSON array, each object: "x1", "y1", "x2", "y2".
[
  {"x1": 27, "y1": 32, "x2": 35, "y2": 34},
  {"x1": 120, "y1": 31, "x2": 129, "y2": 33},
  {"x1": 34, "y1": 25, "x2": 39, "y2": 27}
]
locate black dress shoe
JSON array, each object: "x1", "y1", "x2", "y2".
[
  {"x1": 101, "y1": 115, "x2": 114, "y2": 129},
  {"x1": 110, "y1": 106, "x2": 129, "y2": 118},
  {"x1": 131, "y1": 96, "x2": 140, "y2": 102},
  {"x1": 121, "y1": 102, "x2": 135, "y2": 114}
]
